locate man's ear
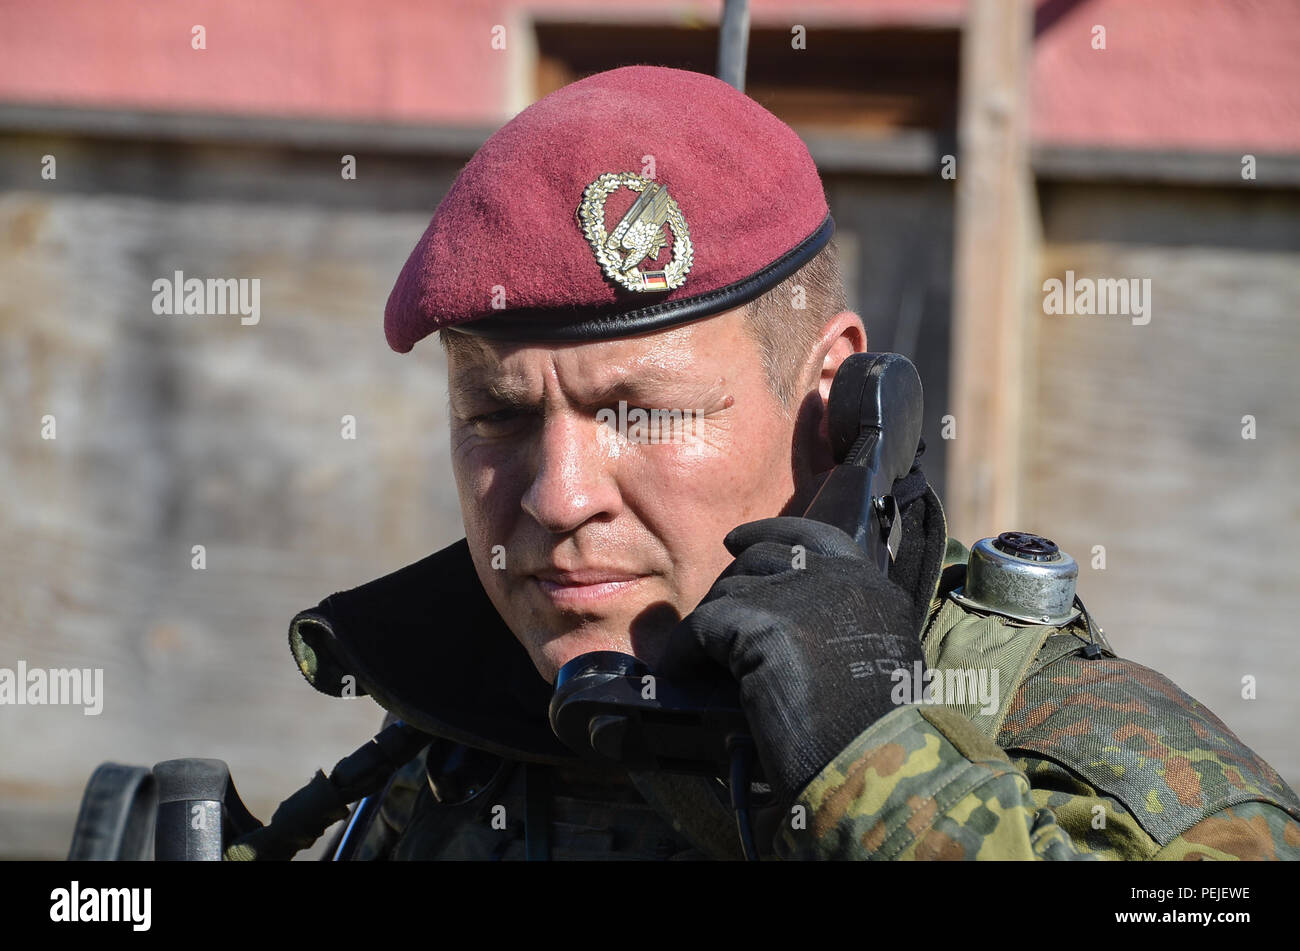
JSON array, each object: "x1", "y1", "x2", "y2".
[
  {"x1": 814, "y1": 311, "x2": 869, "y2": 408},
  {"x1": 792, "y1": 311, "x2": 868, "y2": 483}
]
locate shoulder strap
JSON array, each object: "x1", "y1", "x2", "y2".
[{"x1": 921, "y1": 596, "x2": 1065, "y2": 738}]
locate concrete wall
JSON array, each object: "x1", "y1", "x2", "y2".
[{"x1": 0, "y1": 131, "x2": 468, "y2": 856}]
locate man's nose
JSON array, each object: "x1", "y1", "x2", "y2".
[{"x1": 520, "y1": 411, "x2": 621, "y2": 534}]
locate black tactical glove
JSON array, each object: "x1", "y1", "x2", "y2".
[{"x1": 661, "y1": 516, "x2": 926, "y2": 802}]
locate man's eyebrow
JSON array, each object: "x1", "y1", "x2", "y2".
[
  {"x1": 580, "y1": 367, "x2": 707, "y2": 405},
  {"x1": 452, "y1": 366, "x2": 708, "y2": 406},
  {"x1": 449, "y1": 375, "x2": 532, "y2": 407}
]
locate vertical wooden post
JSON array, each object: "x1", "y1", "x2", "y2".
[{"x1": 947, "y1": 0, "x2": 1035, "y2": 543}]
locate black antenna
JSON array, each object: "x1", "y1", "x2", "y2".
[{"x1": 717, "y1": 0, "x2": 750, "y2": 92}]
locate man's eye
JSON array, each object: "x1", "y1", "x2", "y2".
[
  {"x1": 468, "y1": 408, "x2": 529, "y2": 436},
  {"x1": 594, "y1": 405, "x2": 698, "y2": 443}
]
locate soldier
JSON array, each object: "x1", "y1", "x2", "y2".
[{"x1": 272, "y1": 66, "x2": 1300, "y2": 860}]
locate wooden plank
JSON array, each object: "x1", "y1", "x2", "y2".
[
  {"x1": 946, "y1": 0, "x2": 1035, "y2": 542},
  {"x1": 1033, "y1": 145, "x2": 1300, "y2": 189},
  {"x1": 0, "y1": 103, "x2": 494, "y2": 155}
]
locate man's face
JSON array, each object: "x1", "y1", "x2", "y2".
[{"x1": 447, "y1": 306, "x2": 819, "y2": 684}]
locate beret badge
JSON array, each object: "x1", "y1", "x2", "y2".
[{"x1": 577, "y1": 172, "x2": 694, "y2": 293}]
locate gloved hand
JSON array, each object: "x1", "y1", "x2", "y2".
[{"x1": 660, "y1": 516, "x2": 926, "y2": 802}]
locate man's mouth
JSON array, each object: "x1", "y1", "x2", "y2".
[{"x1": 530, "y1": 569, "x2": 649, "y2": 608}]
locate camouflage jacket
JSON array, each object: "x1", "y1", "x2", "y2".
[
  {"x1": 290, "y1": 489, "x2": 1300, "y2": 861},
  {"x1": 776, "y1": 537, "x2": 1300, "y2": 860}
]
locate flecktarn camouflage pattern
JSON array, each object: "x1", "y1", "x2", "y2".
[{"x1": 775, "y1": 594, "x2": 1300, "y2": 860}]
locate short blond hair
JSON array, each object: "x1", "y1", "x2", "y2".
[{"x1": 741, "y1": 238, "x2": 849, "y2": 409}]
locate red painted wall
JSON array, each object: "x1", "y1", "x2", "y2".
[
  {"x1": 1032, "y1": 0, "x2": 1300, "y2": 151},
  {"x1": 1, "y1": 0, "x2": 1296, "y2": 151}
]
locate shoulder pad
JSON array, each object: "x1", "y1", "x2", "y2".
[{"x1": 1000, "y1": 652, "x2": 1300, "y2": 846}]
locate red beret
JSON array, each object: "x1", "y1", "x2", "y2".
[{"x1": 384, "y1": 65, "x2": 833, "y2": 350}]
